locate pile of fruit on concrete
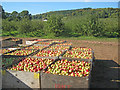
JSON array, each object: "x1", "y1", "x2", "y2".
[{"x1": 2, "y1": 39, "x2": 93, "y2": 78}]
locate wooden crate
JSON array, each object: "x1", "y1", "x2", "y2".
[
  {"x1": 2, "y1": 57, "x2": 57, "y2": 89},
  {"x1": 41, "y1": 58, "x2": 93, "y2": 88},
  {"x1": 2, "y1": 69, "x2": 40, "y2": 89}
]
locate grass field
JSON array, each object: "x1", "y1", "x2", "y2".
[{"x1": 2, "y1": 36, "x2": 119, "y2": 42}]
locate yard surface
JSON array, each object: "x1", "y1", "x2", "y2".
[
  {"x1": 67, "y1": 39, "x2": 119, "y2": 88},
  {"x1": 2, "y1": 37, "x2": 120, "y2": 88}
]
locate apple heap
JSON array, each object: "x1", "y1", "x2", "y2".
[
  {"x1": 0, "y1": 49, "x2": 11, "y2": 54},
  {"x1": 4, "y1": 49, "x2": 37, "y2": 56},
  {"x1": 63, "y1": 50, "x2": 92, "y2": 59},
  {"x1": 8, "y1": 57, "x2": 54, "y2": 72},
  {"x1": 56, "y1": 43, "x2": 72, "y2": 46},
  {"x1": 34, "y1": 50, "x2": 63, "y2": 57},
  {"x1": 25, "y1": 46, "x2": 47, "y2": 50},
  {"x1": 72, "y1": 47, "x2": 92, "y2": 51},
  {"x1": 52, "y1": 40, "x2": 64, "y2": 43},
  {"x1": 49, "y1": 45, "x2": 70, "y2": 50},
  {"x1": 44, "y1": 59, "x2": 91, "y2": 77},
  {"x1": 2, "y1": 57, "x2": 22, "y2": 67},
  {"x1": 36, "y1": 42, "x2": 52, "y2": 45}
]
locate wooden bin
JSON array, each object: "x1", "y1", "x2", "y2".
[
  {"x1": 2, "y1": 69, "x2": 40, "y2": 89},
  {"x1": 40, "y1": 58, "x2": 93, "y2": 89},
  {"x1": 4, "y1": 38, "x2": 22, "y2": 44},
  {"x1": 2, "y1": 56, "x2": 40, "y2": 89},
  {"x1": 2, "y1": 40, "x2": 17, "y2": 48},
  {"x1": 2, "y1": 57, "x2": 57, "y2": 89}
]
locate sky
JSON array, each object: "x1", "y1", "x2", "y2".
[{"x1": 1, "y1": 1, "x2": 119, "y2": 15}]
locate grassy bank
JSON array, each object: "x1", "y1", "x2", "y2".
[{"x1": 2, "y1": 35, "x2": 119, "y2": 43}]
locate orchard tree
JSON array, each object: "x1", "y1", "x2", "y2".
[
  {"x1": 44, "y1": 15, "x2": 64, "y2": 37},
  {"x1": 19, "y1": 10, "x2": 32, "y2": 20}
]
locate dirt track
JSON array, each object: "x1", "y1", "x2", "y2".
[{"x1": 2, "y1": 37, "x2": 120, "y2": 88}]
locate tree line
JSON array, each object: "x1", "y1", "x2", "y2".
[{"x1": 1, "y1": 5, "x2": 119, "y2": 38}]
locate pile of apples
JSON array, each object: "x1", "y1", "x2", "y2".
[
  {"x1": 44, "y1": 59, "x2": 91, "y2": 77},
  {"x1": 56, "y1": 43, "x2": 72, "y2": 46},
  {"x1": 25, "y1": 46, "x2": 47, "y2": 50},
  {"x1": 36, "y1": 42, "x2": 52, "y2": 45},
  {"x1": 0, "y1": 49, "x2": 11, "y2": 54},
  {"x1": 4, "y1": 49, "x2": 36, "y2": 56},
  {"x1": 72, "y1": 47, "x2": 92, "y2": 51},
  {"x1": 48, "y1": 45, "x2": 70, "y2": 50},
  {"x1": 8, "y1": 57, "x2": 54, "y2": 72},
  {"x1": 52, "y1": 40, "x2": 64, "y2": 43},
  {"x1": 63, "y1": 50, "x2": 92, "y2": 59},
  {"x1": 34, "y1": 50, "x2": 63, "y2": 57}
]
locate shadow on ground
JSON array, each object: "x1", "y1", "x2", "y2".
[{"x1": 90, "y1": 59, "x2": 120, "y2": 88}]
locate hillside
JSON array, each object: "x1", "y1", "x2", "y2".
[{"x1": 1, "y1": 5, "x2": 119, "y2": 38}]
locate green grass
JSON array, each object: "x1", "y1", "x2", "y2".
[
  {"x1": 40, "y1": 36, "x2": 119, "y2": 42},
  {"x1": 3, "y1": 35, "x2": 119, "y2": 43}
]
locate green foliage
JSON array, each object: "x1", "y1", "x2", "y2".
[
  {"x1": 18, "y1": 19, "x2": 32, "y2": 34},
  {"x1": 1, "y1": 6, "x2": 119, "y2": 38},
  {"x1": 44, "y1": 15, "x2": 64, "y2": 37}
]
